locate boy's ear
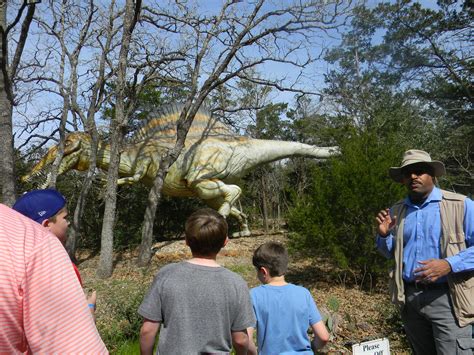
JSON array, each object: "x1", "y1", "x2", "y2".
[
  {"x1": 223, "y1": 236, "x2": 229, "y2": 247},
  {"x1": 259, "y1": 266, "x2": 269, "y2": 277},
  {"x1": 41, "y1": 219, "x2": 50, "y2": 228}
]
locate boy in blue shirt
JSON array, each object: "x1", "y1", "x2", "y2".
[{"x1": 248, "y1": 242, "x2": 329, "y2": 354}]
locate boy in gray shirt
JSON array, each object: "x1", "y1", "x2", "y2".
[{"x1": 138, "y1": 208, "x2": 255, "y2": 355}]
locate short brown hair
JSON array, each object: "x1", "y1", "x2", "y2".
[
  {"x1": 252, "y1": 242, "x2": 288, "y2": 277},
  {"x1": 185, "y1": 208, "x2": 228, "y2": 256}
]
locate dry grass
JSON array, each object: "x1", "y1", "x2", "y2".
[{"x1": 78, "y1": 232, "x2": 411, "y2": 354}]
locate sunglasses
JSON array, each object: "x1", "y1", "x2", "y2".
[{"x1": 401, "y1": 163, "x2": 434, "y2": 178}]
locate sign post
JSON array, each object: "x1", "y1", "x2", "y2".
[{"x1": 352, "y1": 338, "x2": 390, "y2": 355}]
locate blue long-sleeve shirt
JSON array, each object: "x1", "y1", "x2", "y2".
[{"x1": 376, "y1": 187, "x2": 474, "y2": 282}]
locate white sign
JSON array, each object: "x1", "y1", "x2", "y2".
[{"x1": 352, "y1": 338, "x2": 390, "y2": 355}]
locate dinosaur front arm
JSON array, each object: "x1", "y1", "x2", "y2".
[{"x1": 116, "y1": 157, "x2": 153, "y2": 185}]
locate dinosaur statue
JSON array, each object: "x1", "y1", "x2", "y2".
[{"x1": 22, "y1": 105, "x2": 339, "y2": 236}]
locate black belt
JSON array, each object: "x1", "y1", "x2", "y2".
[{"x1": 404, "y1": 281, "x2": 449, "y2": 290}]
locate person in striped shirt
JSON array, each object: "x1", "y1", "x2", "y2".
[
  {"x1": 13, "y1": 189, "x2": 97, "y2": 312},
  {"x1": 0, "y1": 203, "x2": 107, "y2": 353}
]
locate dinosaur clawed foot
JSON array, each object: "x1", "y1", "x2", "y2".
[{"x1": 232, "y1": 229, "x2": 252, "y2": 238}]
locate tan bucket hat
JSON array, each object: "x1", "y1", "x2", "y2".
[{"x1": 389, "y1": 149, "x2": 445, "y2": 182}]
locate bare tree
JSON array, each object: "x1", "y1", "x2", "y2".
[
  {"x1": 0, "y1": 0, "x2": 37, "y2": 205},
  {"x1": 41, "y1": 1, "x2": 114, "y2": 258},
  {"x1": 97, "y1": 0, "x2": 142, "y2": 278},
  {"x1": 14, "y1": 0, "x2": 350, "y2": 274},
  {"x1": 16, "y1": 1, "x2": 111, "y2": 259},
  {"x1": 236, "y1": 71, "x2": 276, "y2": 234},
  {"x1": 17, "y1": 0, "x2": 186, "y2": 273},
  {"x1": 136, "y1": 0, "x2": 352, "y2": 265}
]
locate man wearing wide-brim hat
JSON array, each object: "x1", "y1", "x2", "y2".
[{"x1": 375, "y1": 149, "x2": 474, "y2": 355}]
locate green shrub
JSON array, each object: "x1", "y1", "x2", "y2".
[
  {"x1": 288, "y1": 129, "x2": 405, "y2": 283},
  {"x1": 115, "y1": 340, "x2": 140, "y2": 355},
  {"x1": 96, "y1": 281, "x2": 147, "y2": 352}
]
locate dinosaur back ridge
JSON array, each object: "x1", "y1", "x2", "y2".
[{"x1": 130, "y1": 104, "x2": 238, "y2": 144}]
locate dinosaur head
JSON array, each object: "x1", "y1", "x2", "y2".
[{"x1": 22, "y1": 132, "x2": 92, "y2": 187}]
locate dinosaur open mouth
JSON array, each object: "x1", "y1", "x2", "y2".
[
  {"x1": 58, "y1": 150, "x2": 82, "y2": 174},
  {"x1": 22, "y1": 169, "x2": 47, "y2": 183},
  {"x1": 22, "y1": 149, "x2": 82, "y2": 187}
]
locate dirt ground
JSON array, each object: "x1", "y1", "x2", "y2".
[{"x1": 79, "y1": 232, "x2": 411, "y2": 354}]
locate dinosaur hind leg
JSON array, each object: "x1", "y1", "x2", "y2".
[
  {"x1": 192, "y1": 180, "x2": 240, "y2": 216},
  {"x1": 192, "y1": 180, "x2": 251, "y2": 237},
  {"x1": 229, "y1": 207, "x2": 251, "y2": 238},
  {"x1": 204, "y1": 198, "x2": 251, "y2": 238}
]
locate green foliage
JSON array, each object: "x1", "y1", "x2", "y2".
[
  {"x1": 253, "y1": 103, "x2": 289, "y2": 139},
  {"x1": 327, "y1": 296, "x2": 340, "y2": 313},
  {"x1": 114, "y1": 185, "x2": 202, "y2": 248},
  {"x1": 319, "y1": 302, "x2": 341, "y2": 336},
  {"x1": 226, "y1": 264, "x2": 256, "y2": 281},
  {"x1": 287, "y1": 1, "x2": 472, "y2": 281},
  {"x1": 96, "y1": 281, "x2": 147, "y2": 352},
  {"x1": 288, "y1": 129, "x2": 405, "y2": 279},
  {"x1": 325, "y1": 1, "x2": 473, "y2": 194},
  {"x1": 115, "y1": 339, "x2": 140, "y2": 354}
]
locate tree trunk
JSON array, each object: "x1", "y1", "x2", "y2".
[
  {"x1": 136, "y1": 167, "x2": 166, "y2": 266},
  {"x1": 96, "y1": 126, "x2": 122, "y2": 278},
  {"x1": 0, "y1": 1, "x2": 16, "y2": 206},
  {"x1": 260, "y1": 174, "x2": 269, "y2": 233},
  {"x1": 66, "y1": 166, "x2": 95, "y2": 261},
  {"x1": 66, "y1": 126, "x2": 100, "y2": 259},
  {"x1": 277, "y1": 203, "x2": 281, "y2": 231},
  {"x1": 66, "y1": 200, "x2": 81, "y2": 263},
  {"x1": 97, "y1": 0, "x2": 139, "y2": 278},
  {"x1": 136, "y1": 103, "x2": 201, "y2": 266},
  {"x1": 0, "y1": 95, "x2": 15, "y2": 206},
  {"x1": 47, "y1": 97, "x2": 68, "y2": 188},
  {"x1": 67, "y1": 1, "x2": 110, "y2": 259}
]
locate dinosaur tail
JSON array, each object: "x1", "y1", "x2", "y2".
[
  {"x1": 249, "y1": 139, "x2": 339, "y2": 163},
  {"x1": 226, "y1": 139, "x2": 340, "y2": 178}
]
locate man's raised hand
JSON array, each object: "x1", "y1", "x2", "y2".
[{"x1": 376, "y1": 208, "x2": 396, "y2": 237}]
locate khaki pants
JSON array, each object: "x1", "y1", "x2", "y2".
[{"x1": 401, "y1": 283, "x2": 473, "y2": 355}]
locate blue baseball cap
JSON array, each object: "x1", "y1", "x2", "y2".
[{"x1": 13, "y1": 189, "x2": 67, "y2": 224}]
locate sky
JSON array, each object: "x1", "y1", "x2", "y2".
[
  {"x1": 9, "y1": 0, "x2": 444, "y2": 150},
  {"x1": 9, "y1": 0, "x2": 350, "y2": 150}
]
